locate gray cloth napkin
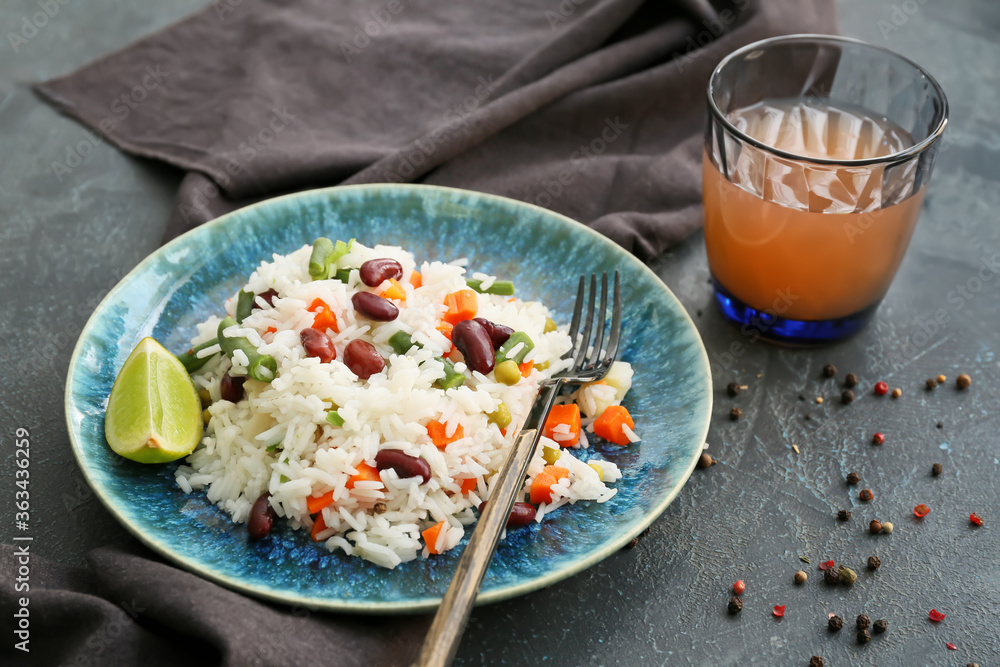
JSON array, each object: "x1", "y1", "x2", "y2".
[
  {"x1": 20, "y1": 2, "x2": 836, "y2": 666},
  {"x1": 36, "y1": 0, "x2": 835, "y2": 259}
]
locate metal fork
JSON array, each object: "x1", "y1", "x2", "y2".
[{"x1": 416, "y1": 271, "x2": 621, "y2": 667}]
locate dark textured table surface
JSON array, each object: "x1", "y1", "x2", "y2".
[{"x1": 2, "y1": 1, "x2": 998, "y2": 665}]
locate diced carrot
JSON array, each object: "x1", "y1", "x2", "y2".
[
  {"x1": 529, "y1": 465, "x2": 570, "y2": 505},
  {"x1": 426, "y1": 420, "x2": 464, "y2": 449},
  {"x1": 409, "y1": 270, "x2": 422, "y2": 289},
  {"x1": 346, "y1": 461, "x2": 380, "y2": 489},
  {"x1": 306, "y1": 490, "x2": 335, "y2": 514},
  {"x1": 308, "y1": 297, "x2": 339, "y2": 332},
  {"x1": 459, "y1": 477, "x2": 477, "y2": 494},
  {"x1": 265, "y1": 326, "x2": 277, "y2": 334},
  {"x1": 543, "y1": 404, "x2": 581, "y2": 447},
  {"x1": 593, "y1": 405, "x2": 635, "y2": 446},
  {"x1": 500, "y1": 427, "x2": 507, "y2": 437},
  {"x1": 518, "y1": 360, "x2": 534, "y2": 378},
  {"x1": 442, "y1": 289, "x2": 478, "y2": 325},
  {"x1": 422, "y1": 520, "x2": 447, "y2": 555},
  {"x1": 436, "y1": 321, "x2": 454, "y2": 341},
  {"x1": 379, "y1": 278, "x2": 406, "y2": 302},
  {"x1": 311, "y1": 512, "x2": 328, "y2": 541}
]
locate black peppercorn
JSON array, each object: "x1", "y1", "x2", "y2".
[
  {"x1": 867, "y1": 555, "x2": 881, "y2": 570},
  {"x1": 809, "y1": 657, "x2": 824, "y2": 667},
  {"x1": 698, "y1": 452, "x2": 714, "y2": 469},
  {"x1": 873, "y1": 619, "x2": 888, "y2": 634},
  {"x1": 846, "y1": 471, "x2": 861, "y2": 485},
  {"x1": 823, "y1": 363, "x2": 837, "y2": 378},
  {"x1": 845, "y1": 372, "x2": 859, "y2": 388},
  {"x1": 824, "y1": 568, "x2": 840, "y2": 585},
  {"x1": 837, "y1": 509, "x2": 851, "y2": 521},
  {"x1": 926, "y1": 378, "x2": 937, "y2": 390},
  {"x1": 842, "y1": 389, "x2": 855, "y2": 404},
  {"x1": 957, "y1": 373, "x2": 971, "y2": 389},
  {"x1": 857, "y1": 629, "x2": 871, "y2": 644},
  {"x1": 727, "y1": 596, "x2": 743, "y2": 615},
  {"x1": 828, "y1": 615, "x2": 844, "y2": 631},
  {"x1": 726, "y1": 382, "x2": 741, "y2": 397},
  {"x1": 856, "y1": 614, "x2": 870, "y2": 630},
  {"x1": 932, "y1": 463, "x2": 942, "y2": 476},
  {"x1": 936, "y1": 421, "x2": 944, "y2": 429},
  {"x1": 859, "y1": 488, "x2": 873, "y2": 502},
  {"x1": 730, "y1": 407, "x2": 742, "y2": 421},
  {"x1": 870, "y1": 519, "x2": 883, "y2": 534}
]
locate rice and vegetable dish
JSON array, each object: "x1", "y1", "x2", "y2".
[{"x1": 171, "y1": 239, "x2": 638, "y2": 569}]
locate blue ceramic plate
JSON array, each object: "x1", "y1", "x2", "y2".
[{"x1": 65, "y1": 184, "x2": 712, "y2": 613}]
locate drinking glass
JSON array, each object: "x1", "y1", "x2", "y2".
[{"x1": 703, "y1": 34, "x2": 948, "y2": 345}]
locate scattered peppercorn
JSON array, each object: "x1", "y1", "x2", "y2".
[
  {"x1": 845, "y1": 373, "x2": 859, "y2": 388},
  {"x1": 857, "y1": 614, "x2": 871, "y2": 630},
  {"x1": 727, "y1": 596, "x2": 743, "y2": 615},
  {"x1": 815, "y1": 397, "x2": 824, "y2": 404},
  {"x1": 373, "y1": 501, "x2": 387, "y2": 514},
  {"x1": 968, "y1": 663, "x2": 980, "y2": 667},
  {"x1": 841, "y1": 390, "x2": 855, "y2": 404},
  {"x1": 798, "y1": 394, "x2": 806, "y2": 401},
  {"x1": 730, "y1": 407, "x2": 742, "y2": 421},
  {"x1": 839, "y1": 566, "x2": 858, "y2": 585},
  {"x1": 828, "y1": 615, "x2": 844, "y2": 631},
  {"x1": 873, "y1": 619, "x2": 888, "y2": 634},
  {"x1": 936, "y1": 422, "x2": 944, "y2": 429},
  {"x1": 872, "y1": 432, "x2": 885, "y2": 445},
  {"x1": 859, "y1": 488, "x2": 873, "y2": 501},
  {"x1": 926, "y1": 378, "x2": 937, "y2": 390},
  {"x1": 823, "y1": 363, "x2": 837, "y2": 378},
  {"x1": 891, "y1": 387, "x2": 902, "y2": 398},
  {"x1": 874, "y1": 381, "x2": 888, "y2": 396},
  {"x1": 932, "y1": 463, "x2": 942, "y2": 476},
  {"x1": 867, "y1": 555, "x2": 881, "y2": 570},
  {"x1": 870, "y1": 519, "x2": 883, "y2": 534},
  {"x1": 957, "y1": 373, "x2": 971, "y2": 389},
  {"x1": 857, "y1": 629, "x2": 871, "y2": 644},
  {"x1": 623, "y1": 537, "x2": 639, "y2": 549},
  {"x1": 726, "y1": 382, "x2": 741, "y2": 397},
  {"x1": 824, "y1": 568, "x2": 840, "y2": 585},
  {"x1": 698, "y1": 452, "x2": 714, "y2": 469},
  {"x1": 937, "y1": 374, "x2": 947, "y2": 384},
  {"x1": 914, "y1": 503, "x2": 930, "y2": 518},
  {"x1": 970, "y1": 513, "x2": 984, "y2": 527},
  {"x1": 794, "y1": 570, "x2": 808, "y2": 585},
  {"x1": 881, "y1": 521, "x2": 894, "y2": 534},
  {"x1": 733, "y1": 580, "x2": 745, "y2": 595},
  {"x1": 809, "y1": 657, "x2": 824, "y2": 667},
  {"x1": 837, "y1": 509, "x2": 852, "y2": 521},
  {"x1": 846, "y1": 471, "x2": 861, "y2": 485}
]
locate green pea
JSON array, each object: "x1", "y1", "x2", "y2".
[
  {"x1": 494, "y1": 360, "x2": 521, "y2": 386},
  {"x1": 542, "y1": 445, "x2": 561, "y2": 465},
  {"x1": 534, "y1": 360, "x2": 550, "y2": 371},
  {"x1": 588, "y1": 463, "x2": 604, "y2": 481},
  {"x1": 544, "y1": 317, "x2": 557, "y2": 333},
  {"x1": 488, "y1": 402, "x2": 512, "y2": 429}
]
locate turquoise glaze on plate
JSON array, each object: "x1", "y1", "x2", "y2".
[{"x1": 64, "y1": 184, "x2": 712, "y2": 613}]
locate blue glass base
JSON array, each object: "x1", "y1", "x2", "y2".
[{"x1": 711, "y1": 279, "x2": 879, "y2": 346}]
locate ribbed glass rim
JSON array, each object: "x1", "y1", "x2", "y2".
[{"x1": 707, "y1": 34, "x2": 949, "y2": 167}]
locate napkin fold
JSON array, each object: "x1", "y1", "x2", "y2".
[{"x1": 36, "y1": 0, "x2": 835, "y2": 259}]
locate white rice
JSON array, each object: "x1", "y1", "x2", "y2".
[{"x1": 176, "y1": 241, "x2": 629, "y2": 568}]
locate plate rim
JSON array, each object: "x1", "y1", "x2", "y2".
[{"x1": 64, "y1": 182, "x2": 713, "y2": 613}]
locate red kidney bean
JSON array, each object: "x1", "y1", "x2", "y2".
[
  {"x1": 452, "y1": 319, "x2": 495, "y2": 375},
  {"x1": 343, "y1": 339, "x2": 386, "y2": 379},
  {"x1": 300, "y1": 327, "x2": 336, "y2": 363},
  {"x1": 352, "y1": 292, "x2": 399, "y2": 321},
  {"x1": 248, "y1": 492, "x2": 276, "y2": 540},
  {"x1": 375, "y1": 450, "x2": 431, "y2": 484},
  {"x1": 254, "y1": 288, "x2": 279, "y2": 310},
  {"x1": 359, "y1": 258, "x2": 404, "y2": 287},
  {"x1": 220, "y1": 370, "x2": 246, "y2": 402},
  {"x1": 478, "y1": 501, "x2": 537, "y2": 528},
  {"x1": 474, "y1": 317, "x2": 513, "y2": 349}
]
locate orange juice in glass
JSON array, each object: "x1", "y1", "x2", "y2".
[{"x1": 704, "y1": 36, "x2": 948, "y2": 344}]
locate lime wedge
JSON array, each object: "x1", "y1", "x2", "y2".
[{"x1": 104, "y1": 337, "x2": 203, "y2": 463}]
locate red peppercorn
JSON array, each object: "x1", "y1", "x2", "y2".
[
  {"x1": 819, "y1": 560, "x2": 835, "y2": 571},
  {"x1": 733, "y1": 580, "x2": 745, "y2": 595},
  {"x1": 946, "y1": 642, "x2": 957, "y2": 651},
  {"x1": 970, "y1": 513, "x2": 984, "y2": 527},
  {"x1": 929, "y1": 609, "x2": 946, "y2": 622},
  {"x1": 872, "y1": 432, "x2": 885, "y2": 445},
  {"x1": 874, "y1": 381, "x2": 888, "y2": 396},
  {"x1": 914, "y1": 504, "x2": 930, "y2": 518},
  {"x1": 773, "y1": 605, "x2": 785, "y2": 617}
]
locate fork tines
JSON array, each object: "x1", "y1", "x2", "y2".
[{"x1": 566, "y1": 271, "x2": 621, "y2": 376}]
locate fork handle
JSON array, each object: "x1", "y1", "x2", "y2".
[{"x1": 415, "y1": 383, "x2": 562, "y2": 667}]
